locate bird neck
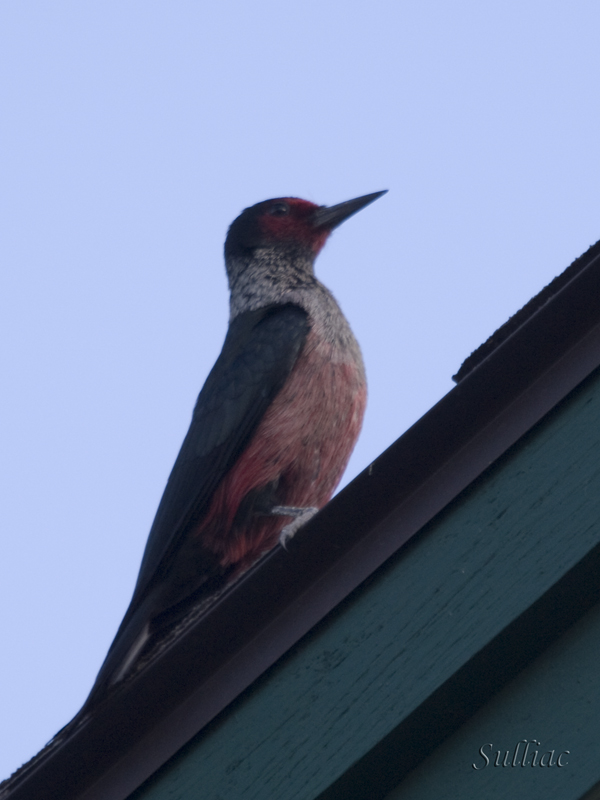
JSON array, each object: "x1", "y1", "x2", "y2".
[{"x1": 226, "y1": 246, "x2": 318, "y2": 320}]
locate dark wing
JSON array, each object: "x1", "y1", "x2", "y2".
[
  {"x1": 131, "y1": 302, "x2": 309, "y2": 604},
  {"x1": 84, "y1": 303, "x2": 308, "y2": 706}
]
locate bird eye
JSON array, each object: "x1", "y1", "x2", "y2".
[{"x1": 268, "y1": 202, "x2": 290, "y2": 217}]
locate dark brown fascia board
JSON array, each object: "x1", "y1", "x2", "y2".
[{"x1": 4, "y1": 243, "x2": 600, "y2": 800}]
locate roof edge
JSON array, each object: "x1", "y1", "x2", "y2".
[{"x1": 453, "y1": 237, "x2": 600, "y2": 382}]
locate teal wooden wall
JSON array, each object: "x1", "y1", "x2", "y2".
[
  {"x1": 386, "y1": 597, "x2": 600, "y2": 799},
  {"x1": 130, "y1": 366, "x2": 600, "y2": 800}
]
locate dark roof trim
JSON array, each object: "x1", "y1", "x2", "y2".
[
  {"x1": 453, "y1": 237, "x2": 600, "y2": 381},
  {"x1": 4, "y1": 239, "x2": 600, "y2": 800}
]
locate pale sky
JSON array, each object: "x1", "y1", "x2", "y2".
[{"x1": 1, "y1": 0, "x2": 599, "y2": 778}]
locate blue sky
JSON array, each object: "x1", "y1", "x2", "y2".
[{"x1": 1, "y1": 0, "x2": 599, "y2": 778}]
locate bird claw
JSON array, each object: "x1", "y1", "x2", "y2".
[{"x1": 277, "y1": 506, "x2": 318, "y2": 549}]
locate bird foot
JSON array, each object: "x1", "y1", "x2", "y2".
[{"x1": 272, "y1": 505, "x2": 319, "y2": 548}]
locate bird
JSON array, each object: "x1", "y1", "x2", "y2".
[{"x1": 83, "y1": 190, "x2": 387, "y2": 708}]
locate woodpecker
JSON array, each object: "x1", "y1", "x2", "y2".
[{"x1": 84, "y1": 190, "x2": 386, "y2": 707}]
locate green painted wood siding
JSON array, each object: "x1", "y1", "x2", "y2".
[
  {"x1": 385, "y1": 596, "x2": 600, "y2": 800},
  {"x1": 130, "y1": 366, "x2": 600, "y2": 800}
]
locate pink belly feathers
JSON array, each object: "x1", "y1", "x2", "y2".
[{"x1": 196, "y1": 328, "x2": 366, "y2": 572}]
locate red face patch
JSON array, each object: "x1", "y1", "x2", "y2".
[{"x1": 258, "y1": 198, "x2": 329, "y2": 254}]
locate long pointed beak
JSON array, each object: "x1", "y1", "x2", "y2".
[{"x1": 311, "y1": 190, "x2": 387, "y2": 231}]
